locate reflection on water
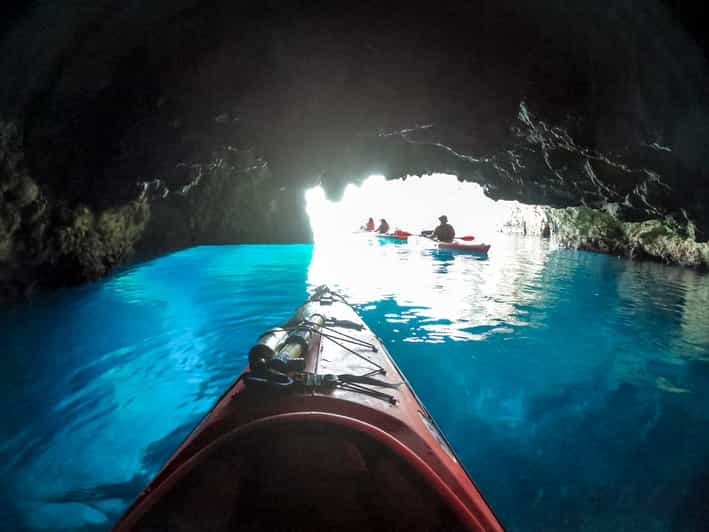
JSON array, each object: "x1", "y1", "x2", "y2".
[
  {"x1": 311, "y1": 234, "x2": 709, "y2": 531},
  {"x1": 308, "y1": 233, "x2": 552, "y2": 341},
  {"x1": 1, "y1": 238, "x2": 708, "y2": 531},
  {"x1": 0, "y1": 245, "x2": 312, "y2": 531}
]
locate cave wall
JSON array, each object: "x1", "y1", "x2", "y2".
[
  {"x1": 137, "y1": 146, "x2": 310, "y2": 258},
  {"x1": 0, "y1": 122, "x2": 308, "y2": 300},
  {"x1": 0, "y1": 121, "x2": 150, "y2": 300},
  {"x1": 547, "y1": 206, "x2": 709, "y2": 269},
  {"x1": 1, "y1": 0, "x2": 708, "y2": 296}
]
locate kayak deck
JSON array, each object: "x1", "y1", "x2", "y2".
[{"x1": 114, "y1": 287, "x2": 502, "y2": 531}]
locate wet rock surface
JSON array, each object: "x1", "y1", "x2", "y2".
[
  {"x1": 0, "y1": 122, "x2": 150, "y2": 300},
  {"x1": 1, "y1": 0, "x2": 708, "y2": 294},
  {"x1": 547, "y1": 207, "x2": 709, "y2": 269}
]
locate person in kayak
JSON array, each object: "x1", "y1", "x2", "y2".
[
  {"x1": 376, "y1": 218, "x2": 390, "y2": 233},
  {"x1": 432, "y1": 215, "x2": 455, "y2": 242},
  {"x1": 365, "y1": 217, "x2": 375, "y2": 231}
]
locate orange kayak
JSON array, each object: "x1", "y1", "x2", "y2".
[{"x1": 114, "y1": 286, "x2": 502, "y2": 531}]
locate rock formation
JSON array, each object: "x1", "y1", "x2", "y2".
[{"x1": 1, "y1": 0, "x2": 708, "y2": 297}]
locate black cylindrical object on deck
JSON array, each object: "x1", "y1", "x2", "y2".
[
  {"x1": 248, "y1": 328, "x2": 289, "y2": 370},
  {"x1": 269, "y1": 314, "x2": 325, "y2": 373}
]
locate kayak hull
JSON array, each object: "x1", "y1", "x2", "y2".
[
  {"x1": 437, "y1": 241, "x2": 491, "y2": 254},
  {"x1": 376, "y1": 233, "x2": 409, "y2": 242},
  {"x1": 114, "y1": 288, "x2": 502, "y2": 531}
]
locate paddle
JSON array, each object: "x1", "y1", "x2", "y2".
[{"x1": 420, "y1": 233, "x2": 475, "y2": 241}]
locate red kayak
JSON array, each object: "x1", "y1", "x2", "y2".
[
  {"x1": 114, "y1": 287, "x2": 502, "y2": 531},
  {"x1": 376, "y1": 230, "x2": 411, "y2": 242},
  {"x1": 437, "y1": 240, "x2": 491, "y2": 254}
]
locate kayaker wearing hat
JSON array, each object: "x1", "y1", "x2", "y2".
[{"x1": 432, "y1": 214, "x2": 455, "y2": 242}]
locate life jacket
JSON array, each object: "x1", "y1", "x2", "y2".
[{"x1": 434, "y1": 223, "x2": 455, "y2": 242}]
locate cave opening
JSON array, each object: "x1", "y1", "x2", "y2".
[{"x1": 305, "y1": 174, "x2": 547, "y2": 243}]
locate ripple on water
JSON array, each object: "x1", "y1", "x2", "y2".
[{"x1": 1, "y1": 237, "x2": 708, "y2": 531}]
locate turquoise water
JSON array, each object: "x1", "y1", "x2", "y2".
[{"x1": 1, "y1": 236, "x2": 709, "y2": 531}]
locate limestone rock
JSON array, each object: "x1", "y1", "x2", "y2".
[{"x1": 548, "y1": 207, "x2": 709, "y2": 269}]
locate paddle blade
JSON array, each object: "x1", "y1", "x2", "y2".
[{"x1": 460, "y1": 235, "x2": 475, "y2": 241}]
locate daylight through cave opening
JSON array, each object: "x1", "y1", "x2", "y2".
[{"x1": 305, "y1": 174, "x2": 548, "y2": 243}]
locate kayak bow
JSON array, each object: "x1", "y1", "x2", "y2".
[{"x1": 114, "y1": 286, "x2": 502, "y2": 531}]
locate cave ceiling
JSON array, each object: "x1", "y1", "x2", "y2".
[{"x1": 1, "y1": 0, "x2": 708, "y2": 239}]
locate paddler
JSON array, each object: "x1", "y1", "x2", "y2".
[
  {"x1": 376, "y1": 218, "x2": 390, "y2": 233},
  {"x1": 432, "y1": 215, "x2": 455, "y2": 242}
]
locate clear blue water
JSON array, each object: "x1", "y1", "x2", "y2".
[{"x1": 2, "y1": 236, "x2": 709, "y2": 531}]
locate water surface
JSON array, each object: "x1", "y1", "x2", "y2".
[{"x1": 1, "y1": 236, "x2": 708, "y2": 531}]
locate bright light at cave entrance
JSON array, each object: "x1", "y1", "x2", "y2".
[
  {"x1": 305, "y1": 174, "x2": 550, "y2": 325},
  {"x1": 306, "y1": 173, "x2": 533, "y2": 241}
]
